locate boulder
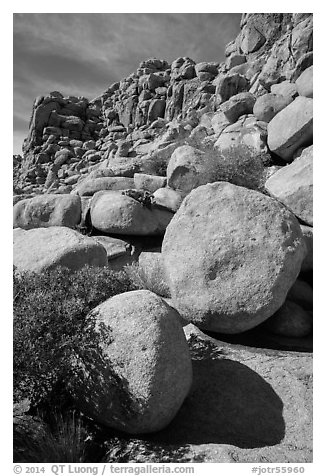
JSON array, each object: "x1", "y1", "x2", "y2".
[
  {"x1": 138, "y1": 251, "x2": 171, "y2": 297},
  {"x1": 134, "y1": 173, "x2": 166, "y2": 193},
  {"x1": 263, "y1": 300, "x2": 312, "y2": 338},
  {"x1": 73, "y1": 290, "x2": 192, "y2": 433},
  {"x1": 54, "y1": 148, "x2": 74, "y2": 167},
  {"x1": 253, "y1": 93, "x2": 293, "y2": 123},
  {"x1": 211, "y1": 111, "x2": 232, "y2": 135},
  {"x1": 215, "y1": 73, "x2": 249, "y2": 103},
  {"x1": 90, "y1": 191, "x2": 173, "y2": 235},
  {"x1": 92, "y1": 236, "x2": 136, "y2": 270},
  {"x1": 13, "y1": 226, "x2": 107, "y2": 273},
  {"x1": 226, "y1": 54, "x2": 246, "y2": 69},
  {"x1": 240, "y1": 22, "x2": 266, "y2": 54},
  {"x1": 171, "y1": 57, "x2": 196, "y2": 81},
  {"x1": 162, "y1": 182, "x2": 306, "y2": 334},
  {"x1": 270, "y1": 81, "x2": 298, "y2": 99},
  {"x1": 167, "y1": 145, "x2": 216, "y2": 194},
  {"x1": 287, "y1": 279, "x2": 313, "y2": 311},
  {"x1": 214, "y1": 115, "x2": 268, "y2": 154},
  {"x1": 72, "y1": 177, "x2": 135, "y2": 196},
  {"x1": 265, "y1": 146, "x2": 313, "y2": 225},
  {"x1": 267, "y1": 97, "x2": 313, "y2": 161},
  {"x1": 295, "y1": 66, "x2": 313, "y2": 98},
  {"x1": 148, "y1": 99, "x2": 166, "y2": 123},
  {"x1": 153, "y1": 187, "x2": 185, "y2": 212},
  {"x1": 300, "y1": 225, "x2": 313, "y2": 272},
  {"x1": 195, "y1": 61, "x2": 219, "y2": 76},
  {"x1": 13, "y1": 194, "x2": 81, "y2": 229},
  {"x1": 220, "y1": 92, "x2": 256, "y2": 123},
  {"x1": 116, "y1": 140, "x2": 132, "y2": 158}
]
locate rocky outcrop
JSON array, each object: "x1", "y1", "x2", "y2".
[{"x1": 15, "y1": 15, "x2": 313, "y2": 199}]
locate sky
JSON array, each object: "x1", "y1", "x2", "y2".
[{"x1": 13, "y1": 13, "x2": 242, "y2": 154}]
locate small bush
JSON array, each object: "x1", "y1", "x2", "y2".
[
  {"x1": 185, "y1": 137, "x2": 270, "y2": 192},
  {"x1": 13, "y1": 266, "x2": 136, "y2": 409},
  {"x1": 211, "y1": 144, "x2": 270, "y2": 192}
]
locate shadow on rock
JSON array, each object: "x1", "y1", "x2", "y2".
[
  {"x1": 206, "y1": 327, "x2": 313, "y2": 353},
  {"x1": 150, "y1": 357, "x2": 285, "y2": 449}
]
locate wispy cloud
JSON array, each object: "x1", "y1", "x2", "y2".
[{"x1": 13, "y1": 13, "x2": 241, "y2": 153}]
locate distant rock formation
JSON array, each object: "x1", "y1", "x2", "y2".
[{"x1": 15, "y1": 14, "x2": 312, "y2": 198}]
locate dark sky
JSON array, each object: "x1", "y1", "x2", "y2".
[{"x1": 13, "y1": 13, "x2": 242, "y2": 154}]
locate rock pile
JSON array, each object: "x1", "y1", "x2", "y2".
[{"x1": 13, "y1": 13, "x2": 313, "y2": 450}]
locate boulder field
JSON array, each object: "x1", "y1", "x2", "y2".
[{"x1": 13, "y1": 13, "x2": 313, "y2": 461}]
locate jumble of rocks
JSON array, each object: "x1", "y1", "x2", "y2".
[{"x1": 13, "y1": 13, "x2": 313, "y2": 460}]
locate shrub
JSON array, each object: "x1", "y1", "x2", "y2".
[
  {"x1": 13, "y1": 266, "x2": 136, "y2": 410},
  {"x1": 211, "y1": 144, "x2": 270, "y2": 192},
  {"x1": 185, "y1": 136, "x2": 270, "y2": 192}
]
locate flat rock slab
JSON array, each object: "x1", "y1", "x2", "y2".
[{"x1": 103, "y1": 325, "x2": 312, "y2": 463}]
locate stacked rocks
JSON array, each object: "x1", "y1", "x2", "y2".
[{"x1": 13, "y1": 13, "x2": 313, "y2": 441}]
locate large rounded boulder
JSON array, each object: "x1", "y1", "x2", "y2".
[
  {"x1": 73, "y1": 290, "x2": 193, "y2": 434},
  {"x1": 13, "y1": 226, "x2": 107, "y2": 273},
  {"x1": 162, "y1": 182, "x2": 306, "y2": 334}
]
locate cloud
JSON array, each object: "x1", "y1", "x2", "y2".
[{"x1": 13, "y1": 13, "x2": 241, "y2": 153}]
